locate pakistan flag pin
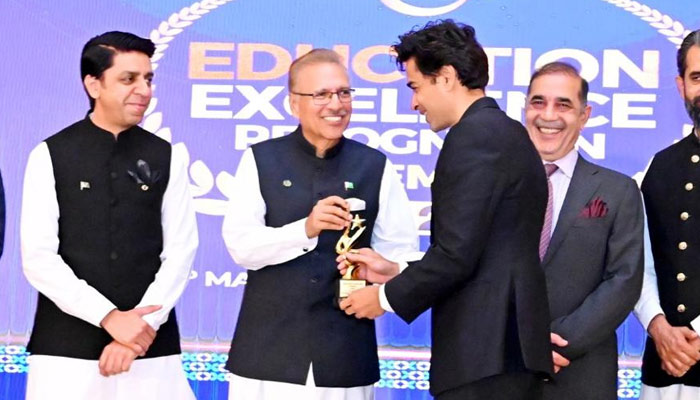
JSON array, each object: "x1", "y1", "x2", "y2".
[{"x1": 344, "y1": 181, "x2": 354, "y2": 191}]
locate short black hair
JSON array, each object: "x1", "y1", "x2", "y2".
[
  {"x1": 392, "y1": 19, "x2": 488, "y2": 90},
  {"x1": 80, "y1": 31, "x2": 155, "y2": 110},
  {"x1": 528, "y1": 61, "x2": 589, "y2": 106},
  {"x1": 678, "y1": 29, "x2": 700, "y2": 78}
]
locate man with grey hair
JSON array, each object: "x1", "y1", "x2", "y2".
[
  {"x1": 635, "y1": 28, "x2": 700, "y2": 399},
  {"x1": 525, "y1": 61, "x2": 644, "y2": 400},
  {"x1": 221, "y1": 48, "x2": 419, "y2": 400}
]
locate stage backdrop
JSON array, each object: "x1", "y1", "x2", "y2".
[{"x1": 1, "y1": 0, "x2": 700, "y2": 399}]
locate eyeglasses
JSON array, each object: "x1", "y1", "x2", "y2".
[{"x1": 291, "y1": 88, "x2": 355, "y2": 105}]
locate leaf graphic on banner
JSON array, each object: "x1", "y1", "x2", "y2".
[
  {"x1": 603, "y1": 0, "x2": 690, "y2": 48},
  {"x1": 143, "y1": 112, "x2": 162, "y2": 133},
  {"x1": 189, "y1": 160, "x2": 214, "y2": 197},
  {"x1": 216, "y1": 171, "x2": 236, "y2": 200}
]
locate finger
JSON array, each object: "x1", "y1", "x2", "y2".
[
  {"x1": 550, "y1": 333, "x2": 568, "y2": 347},
  {"x1": 681, "y1": 327, "x2": 699, "y2": 340},
  {"x1": 669, "y1": 356, "x2": 693, "y2": 373},
  {"x1": 554, "y1": 365, "x2": 561, "y2": 374},
  {"x1": 134, "y1": 305, "x2": 162, "y2": 316},
  {"x1": 121, "y1": 355, "x2": 133, "y2": 373},
  {"x1": 98, "y1": 351, "x2": 109, "y2": 376},
  {"x1": 356, "y1": 248, "x2": 379, "y2": 256},
  {"x1": 552, "y1": 351, "x2": 570, "y2": 367},
  {"x1": 144, "y1": 325, "x2": 156, "y2": 340},
  {"x1": 317, "y1": 203, "x2": 351, "y2": 219},
  {"x1": 344, "y1": 304, "x2": 356, "y2": 316},
  {"x1": 344, "y1": 252, "x2": 374, "y2": 266},
  {"x1": 320, "y1": 196, "x2": 349, "y2": 210},
  {"x1": 134, "y1": 336, "x2": 149, "y2": 353},
  {"x1": 339, "y1": 298, "x2": 351, "y2": 311},
  {"x1": 316, "y1": 211, "x2": 351, "y2": 227},
  {"x1": 313, "y1": 220, "x2": 347, "y2": 232},
  {"x1": 673, "y1": 345, "x2": 699, "y2": 364},
  {"x1": 128, "y1": 343, "x2": 145, "y2": 355},
  {"x1": 106, "y1": 352, "x2": 118, "y2": 376}
]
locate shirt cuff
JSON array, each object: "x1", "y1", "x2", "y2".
[
  {"x1": 379, "y1": 284, "x2": 394, "y2": 313},
  {"x1": 691, "y1": 315, "x2": 700, "y2": 333},
  {"x1": 295, "y1": 218, "x2": 318, "y2": 252},
  {"x1": 397, "y1": 261, "x2": 409, "y2": 273},
  {"x1": 637, "y1": 302, "x2": 665, "y2": 332},
  {"x1": 92, "y1": 300, "x2": 118, "y2": 328},
  {"x1": 394, "y1": 252, "x2": 423, "y2": 265}
]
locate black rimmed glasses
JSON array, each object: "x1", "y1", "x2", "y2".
[{"x1": 291, "y1": 88, "x2": 355, "y2": 105}]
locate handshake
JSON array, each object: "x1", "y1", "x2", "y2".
[{"x1": 98, "y1": 304, "x2": 162, "y2": 377}]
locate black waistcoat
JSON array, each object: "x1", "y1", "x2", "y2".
[
  {"x1": 227, "y1": 127, "x2": 386, "y2": 387},
  {"x1": 28, "y1": 117, "x2": 181, "y2": 360},
  {"x1": 642, "y1": 131, "x2": 700, "y2": 386}
]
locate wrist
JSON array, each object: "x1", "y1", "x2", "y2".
[
  {"x1": 100, "y1": 308, "x2": 118, "y2": 328},
  {"x1": 649, "y1": 314, "x2": 669, "y2": 338}
]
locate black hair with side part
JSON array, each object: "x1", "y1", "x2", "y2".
[
  {"x1": 392, "y1": 19, "x2": 489, "y2": 90},
  {"x1": 80, "y1": 31, "x2": 155, "y2": 110}
]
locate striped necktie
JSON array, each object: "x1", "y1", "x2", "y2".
[{"x1": 539, "y1": 163, "x2": 559, "y2": 261}]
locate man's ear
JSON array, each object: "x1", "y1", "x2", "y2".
[
  {"x1": 676, "y1": 75, "x2": 686, "y2": 101},
  {"x1": 84, "y1": 75, "x2": 100, "y2": 101},
  {"x1": 289, "y1": 92, "x2": 300, "y2": 118},
  {"x1": 438, "y1": 65, "x2": 458, "y2": 89}
]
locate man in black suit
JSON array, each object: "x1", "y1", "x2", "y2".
[
  {"x1": 339, "y1": 20, "x2": 552, "y2": 399},
  {"x1": 525, "y1": 62, "x2": 644, "y2": 400}
]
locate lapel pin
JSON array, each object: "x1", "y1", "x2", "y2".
[
  {"x1": 80, "y1": 181, "x2": 91, "y2": 191},
  {"x1": 141, "y1": 184, "x2": 149, "y2": 191},
  {"x1": 283, "y1": 179, "x2": 292, "y2": 187},
  {"x1": 344, "y1": 181, "x2": 354, "y2": 190}
]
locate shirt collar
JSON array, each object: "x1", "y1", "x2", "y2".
[{"x1": 544, "y1": 148, "x2": 578, "y2": 179}]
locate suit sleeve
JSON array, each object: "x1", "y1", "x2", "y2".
[
  {"x1": 551, "y1": 178, "x2": 644, "y2": 360},
  {"x1": 385, "y1": 121, "x2": 508, "y2": 323}
]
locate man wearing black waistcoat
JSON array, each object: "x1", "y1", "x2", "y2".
[
  {"x1": 221, "y1": 49, "x2": 419, "y2": 400},
  {"x1": 635, "y1": 29, "x2": 700, "y2": 400},
  {"x1": 21, "y1": 31, "x2": 198, "y2": 399},
  {"x1": 340, "y1": 20, "x2": 552, "y2": 399}
]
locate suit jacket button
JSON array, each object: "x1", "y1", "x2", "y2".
[
  {"x1": 681, "y1": 212, "x2": 690, "y2": 221},
  {"x1": 677, "y1": 273, "x2": 687, "y2": 282},
  {"x1": 679, "y1": 241, "x2": 688, "y2": 250},
  {"x1": 686, "y1": 182, "x2": 694, "y2": 191},
  {"x1": 110, "y1": 251, "x2": 118, "y2": 261},
  {"x1": 692, "y1": 155, "x2": 700, "y2": 163},
  {"x1": 678, "y1": 304, "x2": 687, "y2": 313}
]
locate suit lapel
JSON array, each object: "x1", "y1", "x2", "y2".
[{"x1": 542, "y1": 155, "x2": 601, "y2": 265}]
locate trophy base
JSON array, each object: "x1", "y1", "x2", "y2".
[{"x1": 336, "y1": 279, "x2": 367, "y2": 303}]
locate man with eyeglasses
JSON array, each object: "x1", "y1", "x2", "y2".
[{"x1": 221, "y1": 48, "x2": 419, "y2": 400}]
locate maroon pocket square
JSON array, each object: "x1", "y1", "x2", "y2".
[{"x1": 580, "y1": 197, "x2": 608, "y2": 218}]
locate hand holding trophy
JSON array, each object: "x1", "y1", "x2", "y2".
[{"x1": 335, "y1": 199, "x2": 368, "y2": 303}]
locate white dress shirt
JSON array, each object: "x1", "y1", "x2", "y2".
[
  {"x1": 633, "y1": 154, "x2": 700, "y2": 399},
  {"x1": 222, "y1": 147, "x2": 420, "y2": 400},
  {"x1": 22, "y1": 141, "x2": 198, "y2": 400}
]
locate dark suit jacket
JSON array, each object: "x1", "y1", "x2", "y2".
[
  {"x1": 542, "y1": 155, "x2": 643, "y2": 400},
  {"x1": 385, "y1": 97, "x2": 553, "y2": 396}
]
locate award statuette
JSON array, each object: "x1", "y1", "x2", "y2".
[{"x1": 335, "y1": 213, "x2": 368, "y2": 301}]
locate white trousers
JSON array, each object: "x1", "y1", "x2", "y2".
[
  {"x1": 228, "y1": 364, "x2": 374, "y2": 400},
  {"x1": 26, "y1": 354, "x2": 195, "y2": 400}
]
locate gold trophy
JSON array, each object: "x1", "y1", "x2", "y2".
[{"x1": 336, "y1": 213, "x2": 368, "y2": 301}]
